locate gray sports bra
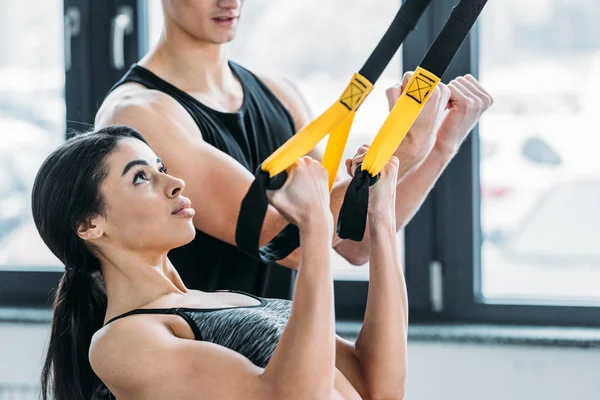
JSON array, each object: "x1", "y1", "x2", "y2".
[{"x1": 105, "y1": 291, "x2": 292, "y2": 368}]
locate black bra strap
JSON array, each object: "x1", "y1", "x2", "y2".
[{"x1": 104, "y1": 308, "x2": 180, "y2": 326}]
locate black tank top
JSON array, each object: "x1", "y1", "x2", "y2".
[{"x1": 108, "y1": 62, "x2": 296, "y2": 299}]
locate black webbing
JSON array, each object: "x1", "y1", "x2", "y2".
[
  {"x1": 359, "y1": 0, "x2": 433, "y2": 83},
  {"x1": 337, "y1": 169, "x2": 375, "y2": 241},
  {"x1": 337, "y1": 0, "x2": 489, "y2": 242},
  {"x1": 235, "y1": 169, "x2": 300, "y2": 264},
  {"x1": 421, "y1": 0, "x2": 488, "y2": 77}
]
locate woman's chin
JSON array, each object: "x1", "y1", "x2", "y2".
[
  {"x1": 181, "y1": 223, "x2": 197, "y2": 244},
  {"x1": 164, "y1": 221, "x2": 196, "y2": 250}
]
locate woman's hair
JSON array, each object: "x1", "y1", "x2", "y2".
[{"x1": 32, "y1": 126, "x2": 147, "y2": 400}]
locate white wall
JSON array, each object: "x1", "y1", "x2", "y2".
[
  {"x1": 1, "y1": 323, "x2": 599, "y2": 400},
  {"x1": 406, "y1": 342, "x2": 600, "y2": 400}
]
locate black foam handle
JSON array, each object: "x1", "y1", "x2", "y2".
[
  {"x1": 356, "y1": 164, "x2": 380, "y2": 186},
  {"x1": 359, "y1": 0, "x2": 433, "y2": 84},
  {"x1": 420, "y1": 0, "x2": 488, "y2": 77},
  {"x1": 266, "y1": 171, "x2": 288, "y2": 190},
  {"x1": 337, "y1": 169, "x2": 373, "y2": 242}
]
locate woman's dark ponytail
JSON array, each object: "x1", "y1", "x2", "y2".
[
  {"x1": 41, "y1": 267, "x2": 109, "y2": 399},
  {"x1": 33, "y1": 126, "x2": 147, "y2": 399}
]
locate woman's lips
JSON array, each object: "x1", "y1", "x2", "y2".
[
  {"x1": 172, "y1": 197, "x2": 194, "y2": 217},
  {"x1": 173, "y1": 207, "x2": 195, "y2": 218}
]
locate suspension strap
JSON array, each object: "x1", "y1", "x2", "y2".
[
  {"x1": 338, "y1": 0, "x2": 489, "y2": 241},
  {"x1": 235, "y1": 0, "x2": 433, "y2": 263}
]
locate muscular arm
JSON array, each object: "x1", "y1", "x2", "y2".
[
  {"x1": 96, "y1": 89, "x2": 307, "y2": 268},
  {"x1": 96, "y1": 86, "x2": 362, "y2": 271},
  {"x1": 264, "y1": 76, "x2": 452, "y2": 267},
  {"x1": 335, "y1": 144, "x2": 454, "y2": 265}
]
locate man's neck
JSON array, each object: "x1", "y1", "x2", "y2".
[{"x1": 140, "y1": 27, "x2": 235, "y2": 94}]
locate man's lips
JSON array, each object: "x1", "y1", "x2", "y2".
[{"x1": 212, "y1": 15, "x2": 238, "y2": 25}]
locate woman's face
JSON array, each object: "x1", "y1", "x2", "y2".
[{"x1": 90, "y1": 138, "x2": 196, "y2": 254}]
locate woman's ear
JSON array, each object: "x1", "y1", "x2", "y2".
[{"x1": 76, "y1": 216, "x2": 105, "y2": 241}]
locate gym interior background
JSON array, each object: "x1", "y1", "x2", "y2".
[{"x1": 1, "y1": 0, "x2": 599, "y2": 398}]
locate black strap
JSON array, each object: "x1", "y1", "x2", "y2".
[
  {"x1": 236, "y1": 167, "x2": 300, "y2": 264},
  {"x1": 421, "y1": 0, "x2": 488, "y2": 77},
  {"x1": 337, "y1": 0, "x2": 488, "y2": 242},
  {"x1": 234, "y1": 0, "x2": 433, "y2": 263},
  {"x1": 359, "y1": 0, "x2": 434, "y2": 83},
  {"x1": 337, "y1": 168, "x2": 378, "y2": 241}
]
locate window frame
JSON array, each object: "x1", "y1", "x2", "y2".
[
  {"x1": 420, "y1": 0, "x2": 600, "y2": 328},
  {"x1": 0, "y1": 0, "x2": 140, "y2": 308},
  {"x1": 3, "y1": 0, "x2": 600, "y2": 329}
]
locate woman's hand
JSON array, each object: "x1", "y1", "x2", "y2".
[
  {"x1": 267, "y1": 156, "x2": 332, "y2": 230},
  {"x1": 345, "y1": 145, "x2": 398, "y2": 219}
]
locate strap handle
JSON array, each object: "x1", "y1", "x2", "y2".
[
  {"x1": 235, "y1": 0, "x2": 435, "y2": 262},
  {"x1": 338, "y1": 0, "x2": 489, "y2": 242}
]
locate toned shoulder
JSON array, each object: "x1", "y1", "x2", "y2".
[
  {"x1": 89, "y1": 315, "x2": 172, "y2": 390},
  {"x1": 258, "y1": 75, "x2": 306, "y2": 110},
  {"x1": 257, "y1": 73, "x2": 313, "y2": 130},
  {"x1": 95, "y1": 82, "x2": 196, "y2": 134},
  {"x1": 90, "y1": 315, "x2": 158, "y2": 367}
]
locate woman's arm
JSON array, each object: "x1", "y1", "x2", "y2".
[
  {"x1": 263, "y1": 156, "x2": 337, "y2": 398},
  {"x1": 334, "y1": 157, "x2": 409, "y2": 400},
  {"x1": 90, "y1": 158, "x2": 349, "y2": 400}
]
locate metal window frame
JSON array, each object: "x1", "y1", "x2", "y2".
[
  {"x1": 421, "y1": 0, "x2": 600, "y2": 327},
  {"x1": 0, "y1": 0, "x2": 140, "y2": 309},
  {"x1": 4, "y1": 0, "x2": 600, "y2": 329}
]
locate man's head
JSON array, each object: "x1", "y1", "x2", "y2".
[{"x1": 162, "y1": 0, "x2": 245, "y2": 44}]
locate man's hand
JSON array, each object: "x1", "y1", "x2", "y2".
[
  {"x1": 435, "y1": 74, "x2": 493, "y2": 156},
  {"x1": 385, "y1": 72, "x2": 451, "y2": 181}
]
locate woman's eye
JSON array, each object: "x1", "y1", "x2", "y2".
[
  {"x1": 133, "y1": 170, "x2": 148, "y2": 185},
  {"x1": 159, "y1": 165, "x2": 168, "y2": 174}
]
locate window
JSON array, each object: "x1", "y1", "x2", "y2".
[
  {"x1": 479, "y1": 0, "x2": 600, "y2": 303},
  {"x1": 0, "y1": 0, "x2": 65, "y2": 270},
  {"x1": 0, "y1": 0, "x2": 140, "y2": 306},
  {"x1": 145, "y1": 0, "x2": 404, "y2": 281},
  {"x1": 2, "y1": 0, "x2": 599, "y2": 328},
  {"x1": 425, "y1": 0, "x2": 600, "y2": 326}
]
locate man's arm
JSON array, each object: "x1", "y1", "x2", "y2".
[
  {"x1": 336, "y1": 74, "x2": 494, "y2": 265},
  {"x1": 96, "y1": 87, "x2": 304, "y2": 268},
  {"x1": 261, "y1": 75, "x2": 450, "y2": 265}
]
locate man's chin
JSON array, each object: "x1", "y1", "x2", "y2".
[{"x1": 212, "y1": 34, "x2": 237, "y2": 45}]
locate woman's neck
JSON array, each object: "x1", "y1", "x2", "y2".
[{"x1": 99, "y1": 248, "x2": 188, "y2": 320}]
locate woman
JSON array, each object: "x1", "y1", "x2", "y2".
[{"x1": 34, "y1": 125, "x2": 408, "y2": 400}]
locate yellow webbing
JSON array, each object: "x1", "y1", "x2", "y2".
[
  {"x1": 261, "y1": 73, "x2": 373, "y2": 190},
  {"x1": 361, "y1": 66, "x2": 441, "y2": 176}
]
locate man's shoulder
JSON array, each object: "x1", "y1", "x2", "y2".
[
  {"x1": 254, "y1": 72, "x2": 313, "y2": 129},
  {"x1": 95, "y1": 82, "x2": 188, "y2": 130}
]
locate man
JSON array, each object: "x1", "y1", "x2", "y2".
[{"x1": 95, "y1": 0, "x2": 493, "y2": 298}]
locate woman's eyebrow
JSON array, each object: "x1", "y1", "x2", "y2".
[{"x1": 122, "y1": 158, "x2": 162, "y2": 176}]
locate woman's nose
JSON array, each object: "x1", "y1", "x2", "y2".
[{"x1": 166, "y1": 175, "x2": 185, "y2": 198}]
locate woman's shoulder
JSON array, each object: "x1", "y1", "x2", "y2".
[{"x1": 89, "y1": 315, "x2": 182, "y2": 391}]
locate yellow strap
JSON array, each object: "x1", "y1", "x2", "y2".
[
  {"x1": 361, "y1": 66, "x2": 441, "y2": 176},
  {"x1": 322, "y1": 112, "x2": 355, "y2": 190},
  {"x1": 262, "y1": 73, "x2": 373, "y2": 182}
]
